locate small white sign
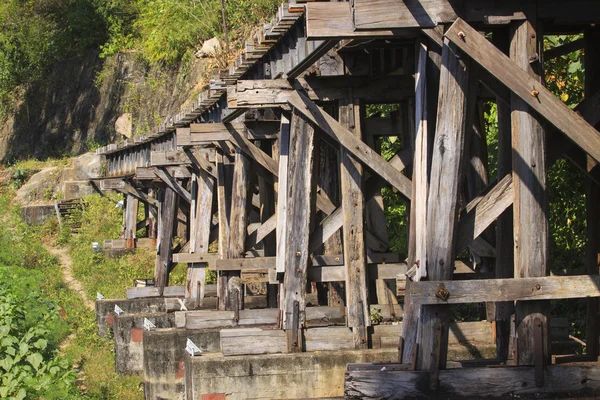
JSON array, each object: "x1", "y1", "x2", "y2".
[
  {"x1": 185, "y1": 338, "x2": 201, "y2": 357},
  {"x1": 97, "y1": 292, "x2": 105, "y2": 300},
  {"x1": 143, "y1": 318, "x2": 156, "y2": 331},
  {"x1": 178, "y1": 299, "x2": 188, "y2": 311},
  {"x1": 114, "y1": 304, "x2": 124, "y2": 316}
]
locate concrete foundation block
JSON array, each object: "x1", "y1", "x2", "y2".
[
  {"x1": 114, "y1": 312, "x2": 176, "y2": 375},
  {"x1": 143, "y1": 328, "x2": 221, "y2": 400},
  {"x1": 184, "y1": 348, "x2": 398, "y2": 399},
  {"x1": 96, "y1": 298, "x2": 166, "y2": 337}
]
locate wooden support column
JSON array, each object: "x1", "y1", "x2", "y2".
[
  {"x1": 318, "y1": 140, "x2": 344, "y2": 307},
  {"x1": 227, "y1": 150, "x2": 251, "y2": 310},
  {"x1": 148, "y1": 188, "x2": 158, "y2": 246},
  {"x1": 400, "y1": 38, "x2": 437, "y2": 364},
  {"x1": 493, "y1": 28, "x2": 515, "y2": 362},
  {"x1": 339, "y1": 96, "x2": 370, "y2": 349},
  {"x1": 418, "y1": 38, "x2": 469, "y2": 376},
  {"x1": 258, "y1": 140, "x2": 278, "y2": 308},
  {"x1": 216, "y1": 149, "x2": 232, "y2": 310},
  {"x1": 281, "y1": 109, "x2": 316, "y2": 352},
  {"x1": 186, "y1": 170, "x2": 214, "y2": 303},
  {"x1": 154, "y1": 187, "x2": 178, "y2": 293},
  {"x1": 124, "y1": 194, "x2": 139, "y2": 249},
  {"x1": 510, "y1": 17, "x2": 550, "y2": 366},
  {"x1": 585, "y1": 25, "x2": 600, "y2": 358}
]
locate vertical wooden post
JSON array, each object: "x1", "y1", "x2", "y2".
[
  {"x1": 510, "y1": 17, "x2": 550, "y2": 366},
  {"x1": 258, "y1": 140, "x2": 278, "y2": 308},
  {"x1": 493, "y1": 28, "x2": 515, "y2": 362},
  {"x1": 401, "y1": 39, "x2": 433, "y2": 364},
  {"x1": 318, "y1": 140, "x2": 344, "y2": 307},
  {"x1": 124, "y1": 194, "x2": 139, "y2": 249},
  {"x1": 585, "y1": 25, "x2": 600, "y2": 358},
  {"x1": 339, "y1": 96, "x2": 369, "y2": 349},
  {"x1": 216, "y1": 149, "x2": 232, "y2": 311},
  {"x1": 227, "y1": 150, "x2": 251, "y2": 310},
  {"x1": 418, "y1": 38, "x2": 469, "y2": 374},
  {"x1": 282, "y1": 109, "x2": 316, "y2": 352},
  {"x1": 154, "y1": 187, "x2": 178, "y2": 293},
  {"x1": 186, "y1": 170, "x2": 214, "y2": 303},
  {"x1": 148, "y1": 188, "x2": 158, "y2": 247}
]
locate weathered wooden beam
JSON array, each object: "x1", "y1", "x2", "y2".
[
  {"x1": 345, "y1": 364, "x2": 600, "y2": 399},
  {"x1": 216, "y1": 149, "x2": 231, "y2": 310},
  {"x1": 123, "y1": 194, "x2": 139, "y2": 248},
  {"x1": 305, "y1": 2, "x2": 420, "y2": 40},
  {"x1": 275, "y1": 113, "x2": 291, "y2": 275},
  {"x1": 154, "y1": 187, "x2": 178, "y2": 292},
  {"x1": 150, "y1": 148, "x2": 215, "y2": 166},
  {"x1": 445, "y1": 18, "x2": 600, "y2": 164},
  {"x1": 308, "y1": 207, "x2": 342, "y2": 254},
  {"x1": 509, "y1": 18, "x2": 550, "y2": 366},
  {"x1": 186, "y1": 170, "x2": 214, "y2": 302},
  {"x1": 584, "y1": 26, "x2": 600, "y2": 359},
  {"x1": 281, "y1": 110, "x2": 316, "y2": 351},
  {"x1": 339, "y1": 97, "x2": 370, "y2": 348},
  {"x1": 492, "y1": 28, "x2": 515, "y2": 362},
  {"x1": 455, "y1": 174, "x2": 513, "y2": 253},
  {"x1": 136, "y1": 166, "x2": 191, "y2": 180},
  {"x1": 419, "y1": 37, "x2": 469, "y2": 375},
  {"x1": 409, "y1": 275, "x2": 600, "y2": 305},
  {"x1": 154, "y1": 167, "x2": 192, "y2": 204}
]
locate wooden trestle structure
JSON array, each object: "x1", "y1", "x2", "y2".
[{"x1": 94, "y1": 0, "x2": 600, "y2": 398}]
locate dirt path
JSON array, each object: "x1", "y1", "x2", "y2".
[{"x1": 45, "y1": 245, "x2": 95, "y2": 310}]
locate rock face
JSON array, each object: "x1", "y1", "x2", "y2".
[
  {"x1": 0, "y1": 50, "x2": 209, "y2": 163},
  {"x1": 15, "y1": 152, "x2": 104, "y2": 205}
]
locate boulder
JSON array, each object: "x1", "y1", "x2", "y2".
[{"x1": 195, "y1": 37, "x2": 222, "y2": 58}]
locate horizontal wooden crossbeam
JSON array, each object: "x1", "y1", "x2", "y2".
[
  {"x1": 345, "y1": 364, "x2": 600, "y2": 399},
  {"x1": 409, "y1": 275, "x2": 600, "y2": 305}
]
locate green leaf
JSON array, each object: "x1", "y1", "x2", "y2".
[
  {"x1": 33, "y1": 339, "x2": 47, "y2": 350},
  {"x1": 18, "y1": 343, "x2": 28, "y2": 356},
  {"x1": 26, "y1": 352, "x2": 42, "y2": 370},
  {"x1": 15, "y1": 388, "x2": 26, "y2": 400},
  {"x1": 4, "y1": 346, "x2": 15, "y2": 357}
]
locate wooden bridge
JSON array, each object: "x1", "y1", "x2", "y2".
[{"x1": 93, "y1": 1, "x2": 600, "y2": 398}]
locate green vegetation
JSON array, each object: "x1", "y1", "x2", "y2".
[{"x1": 0, "y1": 0, "x2": 281, "y2": 122}]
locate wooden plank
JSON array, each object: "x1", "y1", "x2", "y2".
[
  {"x1": 419, "y1": 37, "x2": 469, "y2": 373},
  {"x1": 305, "y1": 2, "x2": 419, "y2": 40},
  {"x1": 186, "y1": 170, "x2": 214, "y2": 301},
  {"x1": 308, "y1": 206, "x2": 342, "y2": 254},
  {"x1": 409, "y1": 275, "x2": 600, "y2": 305},
  {"x1": 445, "y1": 18, "x2": 600, "y2": 164},
  {"x1": 492, "y1": 28, "x2": 515, "y2": 362},
  {"x1": 584, "y1": 26, "x2": 600, "y2": 359},
  {"x1": 345, "y1": 364, "x2": 600, "y2": 399},
  {"x1": 220, "y1": 329, "x2": 287, "y2": 356},
  {"x1": 255, "y1": 214, "x2": 277, "y2": 245},
  {"x1": 352, "y1": 0, "x2": 459, "y2": 30},
  {"x1": 509, "y1": 18, "x2": 550, "y2": 367},
  {"x1": 123, "y1": 194, "x2": 139, "y2": 247},
  {"x1": 150, "y1": 148, "x2": 215, "y2": 166},
  {"x1": 121, "y1": 182, "x2": 159, "y2": 208},
  {"x1": 275, "y1": 114, "x2": 291, "y2": 274},
  {"x1": 154, "y1": 187, "x2": 178, "y2": 292},
  {"x1": 282, "y1": 109, "x2": 316, "y2": 335},
  {"x1": 126, "y1": 286, "x2": 185, "y2": 299},
  {"x1": 216, "y1": 149, "x2": 231, "y2": 310},
  {"x1": 401, "y1": 39, "x2": 437, "y2": 364},
  {"x1": 136, "y1": 166, "x2": 190, "y2": 180},
  {"x1": 455, "y1": 174, "x2": 513, "y2": 252},
  {"x1": 339, "y1": 97, "x2": 370, "y2": 348}
]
